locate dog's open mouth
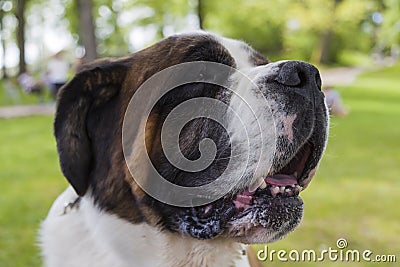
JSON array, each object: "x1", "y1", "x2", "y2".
[
  {"x1": 222, "y1": 143, "x2": 313, "y2": 243},
  {"x1": 224, "y1": 142, "x2": 314, "y2": 242},
  {"x1": 174, "y1": 142, "x2": 317, "y2": 241},
  {"x1": 233, "y1": 142, "x2": 313, "y2": 210}
]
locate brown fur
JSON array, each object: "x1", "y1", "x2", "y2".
[{"x1": 54, "y1": 34, "x2": 238, "y2": 224}]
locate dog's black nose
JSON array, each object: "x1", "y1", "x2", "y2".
[{"x1": 275, "y1": 61, "x2": 321, "y2": 89}]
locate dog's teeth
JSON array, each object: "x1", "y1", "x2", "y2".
[
  {"x1": 271, "y1": 186, "x2": 280, "y2": 196},
  {"x1": 295, "y1": 185, "x2": 303, "y2": 192},
  {"x1": 293, "y1": 171, "x2": 298, "y2": 178},
  {"x1": 248, "y1": 178, "x2": 264, "y2": 192},
  {"x1": 259, "y1": 179, "x2": 267, "y2": 189},
  {"x1": 204, "y1": 204, "x2": 212, "y2": 215},
  {"x1": 279, "y1": 186, "x2": 285, "y2": 193},
  {"x1": 285, "y1": 188, "x2": 293, "y2": 196}
]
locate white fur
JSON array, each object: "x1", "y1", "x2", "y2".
[
  {"x1": 218, "y1": 37, "x2": 254, "y2": 69},
  {"x1": 226, "y1": 64, "x2": 280, "y2": 191},
  {"x1": 39, "y1": 187, "x2": 251, "y2": 267},
  {"x1": 199, "y1": 35, "x2": 281, "y2": 192}
]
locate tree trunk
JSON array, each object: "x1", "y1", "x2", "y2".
[
  {"x1": 197, "y1": 0, "x2": 205, "y2": 29},
  {"x1": 317, "y1": 0, "x2": 342, "y2": 64},
  {"x1": 15, "y1": 0, "x2": 26, "y2": 74},
  {"x1": 319, "y1": 30, "x2": 333, "y2": 64},
  {"x1": 77, "y1": 0, "x2": 97, "y2": 63},
  {"x1": 0, "y1": 7, "x2": 7, "y2": 79}
]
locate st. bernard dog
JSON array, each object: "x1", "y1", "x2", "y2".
[{"x1": 39, "y1": 32, "x2": 329, "y2": 267}]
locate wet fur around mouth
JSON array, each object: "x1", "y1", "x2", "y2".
[{"x1": 168, "y1": 193, "x2": 304, "y2": 240}]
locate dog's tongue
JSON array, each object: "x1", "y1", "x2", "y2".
[{"x1": 265, "y1": 174, "x2": 297, "y2": 186}]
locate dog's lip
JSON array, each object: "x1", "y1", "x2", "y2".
[
  {"x1": 226, "y1": 195, "x2": 304, "y2": 241},
  {"x1": 230, "y1": 194, "x2": 303, "y2": 219}
]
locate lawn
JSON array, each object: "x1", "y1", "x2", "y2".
[
  {"x1": 0, "y1": 116, "x2": 67, "y2": 267},
  {"x1": 0, "y1": 64, "x2": 399, "y2": 266}
]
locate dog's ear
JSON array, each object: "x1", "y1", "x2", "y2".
[{"x1": 54, "y1": 60, "x2": 128, "y2": 196}]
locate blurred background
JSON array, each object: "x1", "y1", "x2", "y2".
[{"x1": 0, "y1": 0, "x2": 399, "y2": 266}]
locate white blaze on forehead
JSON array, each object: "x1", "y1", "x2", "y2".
[
  {"x1": 217, "y1": 36, "x2": 254, "y2": 69},
  {"x1": 172, "y1": 32, "x2": 255, "y2": 70}
]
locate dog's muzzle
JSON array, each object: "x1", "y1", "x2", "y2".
[{"x1": 161, "y1": 60, "x2": 329, "y2": 243}]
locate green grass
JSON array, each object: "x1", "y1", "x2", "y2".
[
  {"x1": 0, "y1": 116, "x2": 67, "y2": 267},
  {"x1": 1, "y1": 64, "x2": 400, "y2": 266}
]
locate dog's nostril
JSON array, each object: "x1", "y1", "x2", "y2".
[{"x1": 274, "y1": 61, "x2": 302, "y2": 86}]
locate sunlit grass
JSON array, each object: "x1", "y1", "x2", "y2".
[{"x1": 0, "y1": 116, "x2": 67, "y2": 267}]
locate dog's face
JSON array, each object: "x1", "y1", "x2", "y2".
[{"x1": 55, "y1": 33, "x2": 328, "y2": 245}]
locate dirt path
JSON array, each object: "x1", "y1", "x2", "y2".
[
  {"x1": 0, "y1": 104, "x2": 55, "y2": 119},
  {"x1": 320, "y1": 67, "x2": 364, "y2": 87},
  {"x1": 0, "y1": 67, "x2": 363, "y2": 119}
]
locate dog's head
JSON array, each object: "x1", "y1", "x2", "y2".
[{"x1": 55, "y1": 32, "x2": 329, "y2": 244}]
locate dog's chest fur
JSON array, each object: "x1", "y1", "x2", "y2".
[{"x1": 39, "y1": 187, "x2": 251, "y2": 267}]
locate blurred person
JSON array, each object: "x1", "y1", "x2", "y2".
[
  {"x1": 323, "y1": 86, "x2": 349, "y2": 117},
  {"x1": 47, "y1": 51, "x2": 70, "y2": 99},
  {"x1": 17, "y1": 71, "x2": 45, "y2": 103}
]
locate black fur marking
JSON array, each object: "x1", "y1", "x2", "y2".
[{"x1": 54, "y1": 61, "x2": 128, "y2": 196}]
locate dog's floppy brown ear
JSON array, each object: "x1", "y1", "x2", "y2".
[{"x1": 54, "y1": 60, "x2": 128, "y2": 196}]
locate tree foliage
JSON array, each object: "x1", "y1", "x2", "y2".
[
  {"x1": 2, "y1": 0, "x2": 399, "y2": 73},
  {"x1": 378, "y1": 0, "x2": 400, "y2": 51},
  {"x1": 204, "y1": 0, "x2": 290, "y2": 56},
  {"x1": 201, "y1": 0, "x2": 399, "y2": 64}
]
